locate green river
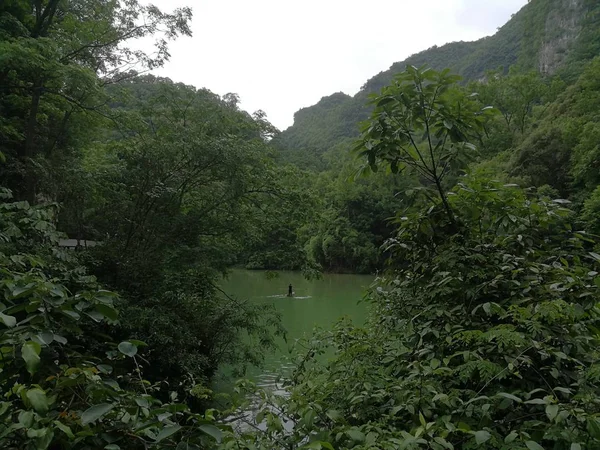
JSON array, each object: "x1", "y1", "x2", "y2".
[{"x1": 218, "y1": 269, "x2": 374, "y2": 390}]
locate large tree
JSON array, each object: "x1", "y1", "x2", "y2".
[
  {"x1": 0, "y1": 0, "x2": 192, "y2": 202},
  {"x1": 358, "y1": 66, "x2": 491, "y2": 226},
  {"x1": 67, "y1": 77, "x2": 285, "y2": 390}
]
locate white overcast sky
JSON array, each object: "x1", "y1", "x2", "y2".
[{"x1": 149, "y1": 0, "x2": 528, "y2": 131}]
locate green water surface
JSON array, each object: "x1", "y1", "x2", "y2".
[{"x1": 218, "y1": 270, "x2": 373, "y2": 388}]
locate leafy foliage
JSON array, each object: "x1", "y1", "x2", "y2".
[
  {"x1": 4, "y1": 0, "x2": 600, "y2": 449},
  {"x1": 1, "y1": 0, "x2": 289, "y2": 413},
  {"x1": 60, "y1": 77, "x2": 288, "y2": 394},
  {"x1": 230, "y1": 178, "x2": 600, "y2": 449},
  {"x1": 224, "y1": 63, "x2": 600, "y2": 449},
  {"x1": 299, "y1": 140, "x2": 412, "y2": 274},
  {"x1": 358, "y1": 66, "x2": 492, "y2": 225},
  {"x1": 0, "y1": 190, "x2": 231, "y2": 449},
  {"x1": 0, "y1": 0, "x2": 192, "y2": 203}
]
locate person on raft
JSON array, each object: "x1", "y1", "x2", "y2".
[{"x1": 288, "y1": 284, "x2": 293, "y2": 297}]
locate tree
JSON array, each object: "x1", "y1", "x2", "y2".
[
  {"x1": 301, "y1": 143, "x2": 412, "y2": 274},
  {"x1": 66, "y1": 78, "x2": 285, "y2": 393},
  {"x1": 511, "y1": 123, "x2": 573, "y2": 195},
  {"x1": 473, "y1": 70, "x2": 548, "y2": 136},
  {"x1": 0, "y1": 0, "x2": 192, "y2": 202},
  {"x1": 242, "y1": 164, "x2": 318, "y2": 272},
  {"x1": 82, "y1": 78, "x2": 279, "y2": 292},
  {"x1": 0, "y1": 187, "x2": 229, "y2": 449},
  {"x1": 358, "y1": 66, "x2": 492, "y2": 226},
  {"x1": 226, "y1": 179, "x2": 600, "y2": 449}
]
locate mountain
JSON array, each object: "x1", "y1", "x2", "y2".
[{"x1": 274, "y1": 0, "x2": 600, "y2": 169}]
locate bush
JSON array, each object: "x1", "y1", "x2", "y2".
[
  {"x1": 0, "y1": 190, "x2": 228, "y2": 449},
  {"x1": 232, "y1": 179, "x2": 600, "y2": 449}
]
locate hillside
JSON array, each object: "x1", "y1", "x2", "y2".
[{"x1": 274, "y1": 0, "x2": 600, "y2": 169}]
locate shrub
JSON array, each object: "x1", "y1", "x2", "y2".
[
  {"x1": 232, "y1": 179, "x2": 600, "y2": 449},
  {"x1": 0, "y1": 189, "x2": 225, "y2": 449}
]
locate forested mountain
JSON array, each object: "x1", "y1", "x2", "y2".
[
  {"x1": 275, "y1": 0, "x2": 600, "y2": 168},
  {"x1": 267, "y1": 0, "x2": 600, "y2": 276},
  {"x1": 3, "y1": 0, "x2": 600, "y2": 448}
]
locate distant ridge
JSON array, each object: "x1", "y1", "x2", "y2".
[{"x1": 274, "y1": 0, "x2": 600, "y2": 170}]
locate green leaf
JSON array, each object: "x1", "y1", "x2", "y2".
[
  {"x1": 11, "y1": 284, "x2": 35, "y2": 299},
  {"x1": 30, "y1": 427, "x2": 54, "y2": 450},
  {"x1": 62, "y1": 310, "x2": 80, "y2": 320},
  {"x1": 526, "y1": 442, "x2": 544, "y2": 450},
  {"x1": 118, "y1": 341, "x2": 137, "y2": 357},
  {"x1": 571, "y1": 444, "x2": 581, "y2": 450},
  {"x1": 19, "y1": 410, "x2": 34, "y2": 428},
  {"x1": 433, "y1": 436, "x2": 452, "y2": 449},
  {"x1": 199, "y1": 424, "x2": 222, "y2": 443},
  {"x1": 81, "y1": 403, "x2": 113, "y2": 425},
  {"x1": 155, "y1": 424, "x2": 181, "y2": 442},
  {"x1": 346, "y1": 429, "x2": 365, "y2": 442},
  {"x1": 54, "y1": 335, "x2": 67, "y2": 345},
  {"x1": 498, "y1": 392, "x2": 522, "y2": 403},
  {"x1": 38, "y1": 332, "x2": 54, "y2": 345},
  {"x1": 22, "y1": 341, "x2": 41, "y2": 375},
  {"x1": 0, "y1": 402, "x2": 10, "y2": 416},
  {"x1": 524, "y1": 398, "x2": 547, "y2": 405},
  {"x1": 134, "y1": 397, "x2": 149, "y2": 408},
  {"x1": 50, "y1": 287, "x2": 66, "y2": 298},
  {"x1": 474, "y1": 430, "x2": 491, "y2": 445},
  {"x1": 95, "y1": 304, "x2": 118, "y2": 321},
  {"x1": 0, "y1": 312, "x2": 16, "y2": 328},
  {"x1": 86, "y1": 311, "x2": 104, "y2": 322},
  {"x1": 54, "y1": 421, "x2": 75, "y2": 439},
  {"x1": 303, "y1": 409, "x2": 316, "y2": 427},
  {"x1": 457, "y1": 422, "x2": 472, "y2": 431},
  {"x1": 26, "y1": 388, "x2": 49, "y2": 414},
  {"x1": 97, "y1": 364, "x2": 113, "y2": 374},
  {"x1": 587, "y1": 418, "x2": 600, "y2": 439},
  {"x1": 545, "y1": 404, "x2": 559, "y2": 421},
  {"x1": 326, "y1": 409, "x2": 343, "y2": 422},
  {"x1": 505, "y1": 431, "x2": 518, "y2": 443}
]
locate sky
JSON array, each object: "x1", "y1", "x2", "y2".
[{"x1": 148, "y1": 0, "x2": 528, "y2": 131}]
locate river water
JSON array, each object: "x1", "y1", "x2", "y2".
[{"x1": 217, "y1": 269, "x2": 373, "y2": 390}]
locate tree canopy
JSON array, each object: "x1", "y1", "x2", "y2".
[{"x1": 3, "y1": 0, "x2": 600, "y2": 448}]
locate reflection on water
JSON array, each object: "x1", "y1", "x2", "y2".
[
  {"x1": 216, "y1": 270, "x2": 373, "y2": 429},
  {"x1": 265, "y1": 294, "x2": 313, "y2": 299}
]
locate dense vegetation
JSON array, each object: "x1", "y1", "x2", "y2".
[
  {"x1": 270, "y1": 0, "x2": 600, "y2": 274},
  {"x1": 3, "y1": 0, "x2": 600, "y2": 448},
  {"x1": 0, "y1": 0, "x2": 297, "y2": 408},
  {"x1": 231, "y1": 60, "x2": 600, "y2": 447},
  {"x1": 274, "y1": 0, "x2": 600, "y2": 162}
]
